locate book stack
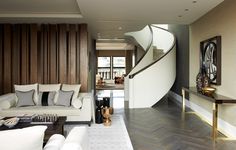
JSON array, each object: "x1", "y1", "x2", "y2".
[{"x1": 31, "y1": 114, "x2": 58, "y2": 124}]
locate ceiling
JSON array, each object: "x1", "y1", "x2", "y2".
[{"x1": 0, "y1": 0, "x2": 224, "y2": 40}]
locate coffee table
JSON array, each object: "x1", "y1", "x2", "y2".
[{"x1": 0, "y1": 116, "x2": 66, "y2": 143}]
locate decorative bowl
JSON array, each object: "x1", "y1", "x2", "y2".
[
  {"x1": 202, "y1": 87, "x2": 216, "y2": 95},
  {"x1": 4, "y1": 117, "x2": 19, "y2": 128}
]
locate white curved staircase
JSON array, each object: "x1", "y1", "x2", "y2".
[{"x1": 124, "y1": 25, "x2": 176, "y2": 108}]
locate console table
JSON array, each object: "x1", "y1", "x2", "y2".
[{"x1": 182, "y1": 87, "x2": 236, "y2": 140}]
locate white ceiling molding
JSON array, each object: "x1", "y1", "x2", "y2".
[
  {"x1": 0, "y1": 0, "x2": 224, "y2": 39},
  {"x1": 0, "y1": 0, "x2": 82, "y2": 18},
  {"x1": 0, "y1": 13, "x2": 83, "y2": 18}
]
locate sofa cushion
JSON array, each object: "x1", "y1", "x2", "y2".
[
  {"x1": 0, "y1": 93, "x2": 16, "y2": 109},
  {"x1": 39, "y1": 84, "x2": 61, "y2": 103},
  {"x1": 44, "y1": 134, "x2": 65, "y2": 150},
  {"x1": 39, "y1": 84, "x2": 61, "y2": 92},
  {"x1": 61, "y1": 84, "x2": 81, "y2": 100},
  {"x1": 55, "y1": 90, "x2": 74, "y2": 107},
  {"x1": 15, "y1": 90, "x2": 35, "y2": 107},
  {"x1": 38, "y1": 92, "x2": 56, "y2": 106},
  {"x1": 0, "y1": 125, "x2": 47, "y2": 150},
  {"x1": 14, "y1": 83, "x2": 38, "y2": 104}
]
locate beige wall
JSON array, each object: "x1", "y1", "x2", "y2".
[{"x1": 190, "y1": 0, "x2": 236, "y2": 126}]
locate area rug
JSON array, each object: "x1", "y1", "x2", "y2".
[{"x1": 65, "y1": 115, "x2": 133, "y2": 150}]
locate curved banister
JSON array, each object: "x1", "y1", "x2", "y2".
[
  {"x1": 131, "y1": 25, "x2": 153, "y2": 67},
  {"x1": 124, "y1": 25, "x2": 153, "y2": 75},
  {"x1": 128, "y1": 25, "x2": 176, "y2": 79},
  {"x1": 124, "y1": 24, "x2": 176, "y2": 108}
]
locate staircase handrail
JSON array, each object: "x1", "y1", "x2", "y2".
[
  {"x1": 128, "y1": 25, "x2": 176, "y2": 79},
  {"x1": 124, "y1": 25, "x2": 153, "y2": 75}
]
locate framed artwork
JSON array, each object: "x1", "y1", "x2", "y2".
[{"x1": 200, "y1": 36, "x2": 221, "y2": 85}]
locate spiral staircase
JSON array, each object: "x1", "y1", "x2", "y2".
[{"x1": 124, "y1": 25, "x2": 176, "y2": 108}]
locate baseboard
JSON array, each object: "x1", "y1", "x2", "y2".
[{"x1": 169, "y1": 91, "x2": 236, "y2": 138}]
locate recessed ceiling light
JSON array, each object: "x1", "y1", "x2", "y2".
[
  {"x1": 192, "y1": 0, "x2": 197, "y2": 3},
  {"x1": 118, "y1": 27, "x2": 122, "y2": 30},
  {"x1": 185, "y1": 9, "x2": 189, "y2": 11},
  {"x1": 178, "y1": 15, "x2": 182, "y2": 18}
]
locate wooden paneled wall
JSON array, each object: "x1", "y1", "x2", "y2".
[{"x1": 0, "y1": 24, "x2": 89, "y2": 95}]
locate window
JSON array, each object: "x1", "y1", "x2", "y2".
[
  {"x1": 97, "y1": 56, "x2": 126, "y2": 80},
  {"x1": 113, "y1": 57, "x2": 125, "y2": 67},
  {"x1": 98, "y1": 57, "x2": 110, "y2": 67},
  {"x1": 113, "y1": 57, "x2": 126, "y2": 77}
]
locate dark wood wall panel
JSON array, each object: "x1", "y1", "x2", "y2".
[
  {"x1": 38, "y1": 28, "x2": 44, "y2": 83},
  {"x1": 21, "y1": 24, "x2": 29, "y2": 84},
  {"x1": 3, "y1": 24, "x2": 12, "y2": 93},
  {"x1": 49, "y1": 25, "x2": 58, "y2": 83},
  {"x1": 12, "y1": 25, "x2": 21, "y2": 85},
  {"x1": 58, "y1": 24, "x2": 67, "y2": 84},
  {"x1": 0, "y1": 23, "x2": 89, "y2": 94},
  {"x1": 43, "y1": 25, "x2": 49, "y2": 83},
  {"x1": 76, "y1": 27, "x2": 80, "y2": 84},
  {"x1": 30, "y1": 24, "x2": 38, "y2": 83},
  {"x1": 79, "y1": 24, "x2": 88, "y2": 92},
  {"x1": 0, "y1": 25, "x2": 3, "y2": 95},
  {"x1": 68, "y1": 24, "x2": 77, "y2": 84}
]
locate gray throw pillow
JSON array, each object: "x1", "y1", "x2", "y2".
[
  {"x1": 38, "y1": 91, "x2": 56, "y2": 106},
  {"x1": 56, "y1": 90, "x2": 74, "y2": 107},
  {"x1": 16, "y1": 90, "x2": 35, "y2": 107}
]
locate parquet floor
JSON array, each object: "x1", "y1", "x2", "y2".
[{"x1": 115, "y1": 96, "x2": 236, "y2": 150}]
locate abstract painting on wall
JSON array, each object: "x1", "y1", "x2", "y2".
[{"x1": 200, "y1": 36, "x2": 221, "y2": 85}]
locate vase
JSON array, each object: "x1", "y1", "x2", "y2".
[
  {"x1": 196, "y1": 69, "x2": 203, "y2": 92},
  {"x1": 202, "y1": 67, "x2": 210, "y2": 88},
  {"x1": 95, "y1": 100, "x2": 104, "y2": 124},
  {"x1": 196, "y1": 66, "x2": 210, "y2": 92}
]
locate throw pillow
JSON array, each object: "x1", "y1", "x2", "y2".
[
  {"x1": 14, "y1": 83, "x2": 38, "y2": 105},
  {"x1": 71, "y1": 97, "x2": 83, "y2": 109},
  {"x1": 0, "y1": 126, "x2": 47, "y2": 150},
  {"x1": 16, "y1": 90, "x2": 35, "y2": 107},
  {"x1": 0, "y1": 93, "x2": 16, "y2": 109},
  {"x1": 55, "y1": 90, "x2": 74, "y2": 107},
  {"x1": 61, "y1": 84, "x2": 81, "y2": 100},
  {"x1": 39, "y1": 84, "x2": 61, "y2": 103},
  {"x1": 38, "y1": 91, "x2": 56, "y2": 106}
]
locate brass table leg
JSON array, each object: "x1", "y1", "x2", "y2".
[
  {"x1": 212, "y1": 103, "x2": 218, "y2": 140},
  {"x1": 182, "y1": 89, "x2": 185, "y2": 112}
]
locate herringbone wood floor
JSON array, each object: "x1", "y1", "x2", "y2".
[{"x1": 116, "y1": 96, "x2": 236, "y2": 150}]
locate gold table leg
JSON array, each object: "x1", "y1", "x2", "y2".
[
  {"x1": 212, "y1": 103, "x2": 218, "y2": 140},
  {"x1": 182, "y1": 89, "x2": 185, "y2": 112}
]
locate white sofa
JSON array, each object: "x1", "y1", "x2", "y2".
[
  {"x1": 0, "y1": 84, "x2": 94, "y2": 124},
  {"x1": 0, "y1": 126, "x2": 88, "y2": 150},
  {"x1": 44, "y1": 127, "x2": 89, "y2": 150}
]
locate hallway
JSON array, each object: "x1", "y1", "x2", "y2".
[{"x1": 96, "y1": 90, "x2": 125, "y2": 109}]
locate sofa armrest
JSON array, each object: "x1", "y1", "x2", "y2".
[
  {"x1": 44, "y1": 134, "x2": 65, "y2": 150},
  {"x1": 79, "y1": 93, "x2": 92, "y2": 121},
  {"x1": 61, "y1": 127, "x2": 88, "y2": 150},
  {"x1": 0, "y1": 93, "x2": 17, "y2": 110}
]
